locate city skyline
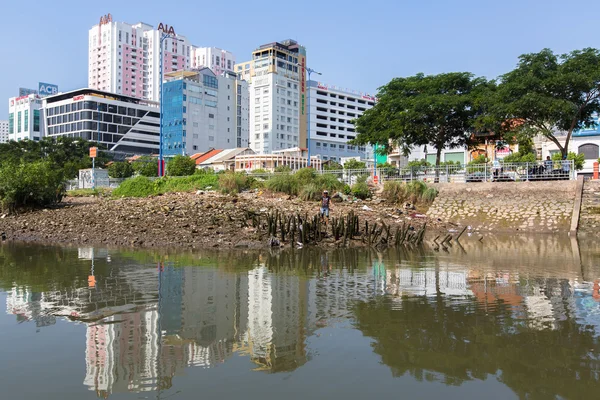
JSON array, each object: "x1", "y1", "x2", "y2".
[{"x1": 3, "y1": 0, "x2": 600, "y2": 120}]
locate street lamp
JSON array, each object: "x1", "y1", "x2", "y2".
[
  {"x1": 298, "y1": 64, "x2": 321, "y2": 167},
  {"x1": 158, "y1": 33, "x2": 183, "y2": 176}
]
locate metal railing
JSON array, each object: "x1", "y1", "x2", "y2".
[{"x1": 378, "y1": 160, "x2": 576, "y2": 183}]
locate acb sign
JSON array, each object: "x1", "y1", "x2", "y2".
[
  {"x1": 39, "y1": 82, "x2": 58, "y2": 97},
  {"x1": 157, "y1": 23, "x2": 176, "y2": 36}
]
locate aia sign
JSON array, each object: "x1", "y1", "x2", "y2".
[
  {"x1": 157, "y1": 23, "x2": 176, "y2": 36},
  {"x1": 99, "y1": 13, "x2": 112, "y2": 25}
]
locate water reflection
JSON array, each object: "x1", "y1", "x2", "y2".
[{"x1": 0, "y1": 235, "x2": 600, "y2": 399}]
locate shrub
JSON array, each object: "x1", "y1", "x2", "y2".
[
  {"x1": 265, "y1": 174, "x2": 299, "y2": 195},
  {"x1": 108, "y1": 161, "x2": 134, "y2": 178},
  {"x1": 315, "y1": 173, "x2": 344, "y2": 192},
  {"x1": 408, "y1": 159, "x2": 431, "y2": 168},
  {"x1": 551, "y1": 151, "x2": 585, "y2": 170},
  {"x1": 343, "y1": 184, "x2": 352, "y2": 195},
  {"x1": 351, "y1": 175, "x2": 371, "y2": 200},
  {"x1": 0, "y1": 161, "x2": 65, "y2": 211},
  {"x1": 469, "y1": 155, "x2": 487, "y2": 164},
  {"x1": 422, "y1": 187, "x2": 439, "y2": 203},
  {"x1": 502, "y1": 151, "x2": 536, "y2": 163},
  {"x1": 299, "y1": 183, "x2": 322, "y2": 201},
  {"x1": 132, "y1": 156, "x2": 158, "y2": 177},
  {"x1": 344, "y1": 159, "x2": 367, "y2": 170},
  {"x1": 382, "y1": 181, "x2": 407, "y2": 203},
  {"x1": 251, "y1": 169, "x2": 269, "y2": 174},
  {"x1": 274, "y1": 165, "x2": 291, "y2": 173},
  {"x1": 112, "y1": 176, "x2": 155, "y2": 197},
  {"x1": 324, "y1": 161, "x2": 343, "y2": 170},
  {"x1": 218, "y1": 172, "x2": 254, "y2": 194},
  {"x1": 166, "y1": 155, "x2": 196, "y2": 176},
  {"x1": 295, "y1": 168, "x2": 318, "y2": 185}
]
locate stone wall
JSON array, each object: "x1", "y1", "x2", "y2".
[
  {"x1": 426, "y1": 181, "x2": 576, "y2": 233},
  {"x1": 579, "y1": 180, "x2": 600, "y2": 234}
]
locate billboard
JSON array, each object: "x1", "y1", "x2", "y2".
[
  {"x1": 19, "y1": 88, "x2": 37, "y2": 97},
  {"x1": 38, "y1": 82, "x2": 58, "y2": 97}
]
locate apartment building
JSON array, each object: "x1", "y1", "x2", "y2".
[
  {"x1": 0, "y1": 120, "x2": 8, "y2": 143},
  {"x1": 88, "y1": 14, "x2": 235, "y2": 102}
]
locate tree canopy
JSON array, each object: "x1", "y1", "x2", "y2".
[
  {"x1": 351, "y1": 72, "x2": 488, "y2": 169},
  {"x1": 489, "y1": 48, "x2": 600, "y2": 158},
  {"x1": 166, "y1": 155, "x2": 196, "y2": 176}
]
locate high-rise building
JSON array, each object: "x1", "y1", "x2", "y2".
[
  {"x1": 161, "y1": 69, "x2": 248, "y2": 156},
  {"x1": 43, "y1": 89, "x2": 160, "y2": 154},
  {"x1": 88, "y1": 14, "x2": 235, "y2": 102},
  {"x1": 7, "y1": 94, "x2": 44, "y2": 142},
  {"x1": 235, "y1": 40, "x2": 307, "y2": 154},
  {"x1": 308, "y1": 81, "x2": 375, "y2": 163},
  {"x1": 192, "y1": 47, "x2": 236, "y2": 76},
  {"x1": 0, "y1": 120, "x2": 8, "y2": 143}
]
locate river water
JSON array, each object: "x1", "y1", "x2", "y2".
[{"x1": 1, "y1": 235, "x2": 600, "y2": 399}]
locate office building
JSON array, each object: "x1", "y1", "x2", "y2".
[
  {"x1": 43, "y1": 89, "x2": 160, "y2": 154},
  {"x1": 236, "y1": 39, "x2": 307, "y2": 154},
  {"x1": 0, "y1": 120, "x2": 8, "y2": 143},
  {"x1": 308, "y1": 81, "x2": 375, "y2": 163},
  {"x1": 8, "y1": 94, "x2": 44, "y2": 141},
  {"x1": 88, "y1": 14, "x2": 235, "y2": 102},
  {"x1": 161, "y1": 68, "x2": 248, "y2": 156}
]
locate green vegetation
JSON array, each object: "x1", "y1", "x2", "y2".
[
  {"x1": 487, "y1": 48, "x2": 600, "y2": 159},
  {"x1": 132, "y1": 156, "x2": 158, "y2": 177},
  {"x1": 265, "y1": 168, "x2": 344, "y2": 198},
  {"x1": 343, "y1": 159, "x2": 367, "y2": 170},
  {"x1": 0, "y1": 160, "x2": 65, "y2": 211},
  {"x1": 551, "y1": 151, "x2": 585, "y2": 170},
  {"x1": 67, "y1": 188, "x2": 110, "y2": 197},
  {"x1": 323, "y1": 161, "x2": 343, "y2": 170},
  {"x1": 218, "y1": 172, "x2": 255, "y2": 194},
  {"x1": 382, "y1": 181, "x2": 439, "y2": 204},
  {"x1": 352, "y1": 72, "x2": 488, "y2": 170},
  {"x1": 351, "y1": 175, "x2": 371, "y2": 200},
  {"x1": 274, "y1": 165, "x2": 291, "y2": 173},
  {"x1": 502, "y1": 151, "x2": 536, "y2": 163},
  {"x1": 166, "y1": 155, "x2": 196, "y2": 176},
  {"x1": 108, "y1": 161, "x2": 134, "y2": 178},
  {"x1": 113, "y1": 173, "x2": 219, "y2": 198},
  {"x1": 250, "y1": 168, "x2": 269, "y2": 174}
]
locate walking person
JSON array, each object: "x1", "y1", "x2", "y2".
[{"x1": 320, "y1": 190, "x2": 332, "y2": 224}]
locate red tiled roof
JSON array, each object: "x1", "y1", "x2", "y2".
[{"x1": 195, "y1": 149, "x2": 223, "y2": 165}]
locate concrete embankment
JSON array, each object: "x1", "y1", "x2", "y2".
[
  {"x1": 578, "y1": 179, "x2": 600, "y2": 234},
  {"x1": 426, "y1": 181, "x2": 577, "y2": 233}
]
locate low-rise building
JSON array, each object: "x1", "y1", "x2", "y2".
[
  {"x1": 195, "y1": 147, "x2": 255, "y2": 171},
  {"x1": 8, "y1": 94, "x2": 44, "y2": 141},
  {"x1": 234, "y1": 147, "x2": 321, "y2": 172},
  {"x1": 42, "y1": 89, "x2": 160, "y2": 154},
  {"x1": 539, "y1": 130, "x2": 600, "y2": 176}
]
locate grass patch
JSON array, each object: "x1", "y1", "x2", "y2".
[
  {"x1": 266, "y1": 173, "x2": 299, "y2": 195},
  {"x1": 113, "y1": 173, "x2": 219, "y2": 198},
  {"x1": 113, "y1": 176, "x2": 155, "y2": 197},
  {"x1": 265, "y1": 169, "x2": 344, "y2": 198},
  {"x1": 67, "y1": 188, "x2": 110, "y2": 197},
  {"x1": 218, "y1": 172, "x2": 255, "y2": 194},
  {"x1": 383, "y1": 181, "x2": 438, "y2": 204}
]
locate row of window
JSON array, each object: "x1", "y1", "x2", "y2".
[
  {"x1": 315, "y1": 142, "x2": 366, "y2": 151},
  {"x1": 317, "y1": 91, "x2": 374, "y2": 106},
  {"x1": 46, "y1": 101, "x2": 156, "y2": 118},
  {"x1": 7, "y1": 110, "x2": 40, "y2": 134}
]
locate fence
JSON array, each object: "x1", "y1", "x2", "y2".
[
  {"x1": 66, "y1": 178, "x2": 126, "y2": 190},
  {"x1": 378, "y1": 160, "x2": 576, "y2": 183}
]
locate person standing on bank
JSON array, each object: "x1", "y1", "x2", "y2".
[{"x1": 320, "y1": 190, "x2": 332, "y2": 224}]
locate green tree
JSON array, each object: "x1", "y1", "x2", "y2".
[
  {"x1": 132, "y1": 156, "x2": 158, "y2": 177},
  {"x1": 166, "y1": 155, "x2": 196, "y2": 176},
  {"x1": 490, "y1": 48, "x2": 600, "y2": 159},
  {"x1": 323, "y1": 161, "x2": 343, "y2": 170},
  {"x1": 343, "y1": 159, "x2": 366, "y2": 170},
  {"x1": 108, "y1": 161, "x2": 134, "y2": 178},
  {"x1": 351, "y1": 73, "x2": 488, "y2": 180},
  {"x1": 551, "y1": 151, "x2": 585, "y2": 170}
]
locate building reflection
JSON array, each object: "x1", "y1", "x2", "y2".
[{"x1": 3, "y1": 239, "x2": 600, "y2": 398}]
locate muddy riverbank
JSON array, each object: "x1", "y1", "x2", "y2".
[{"x1": 0, "y1": 191, "x2": 450, "y2": 250}]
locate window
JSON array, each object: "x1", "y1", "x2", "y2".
[
  {"x1": 209, "y1": 113, "x2": 215, "y2": 118},
  {"x1": 17, "y1": 111, "x2": 21, "y2": 133},
  {"x1": 24, "y1": 110, "x2": 28, "y2": 131},
  {"x1": 8, "y1": 113, "x2": 14, "y2": 134},
  {"x1": 209, "y1": 136, "x2": 215, "y2": 141},
  {"x1": 579, "y1": 143, "x2": 599, "y2": 160}
]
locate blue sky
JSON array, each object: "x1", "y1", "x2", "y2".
[{"x1": 2, "y1": 0, "x2": 598, "y2": 119}]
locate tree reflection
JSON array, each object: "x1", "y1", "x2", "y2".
[{"x1": 353, "y1": 294, "x2": 600, "y2": 399}]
